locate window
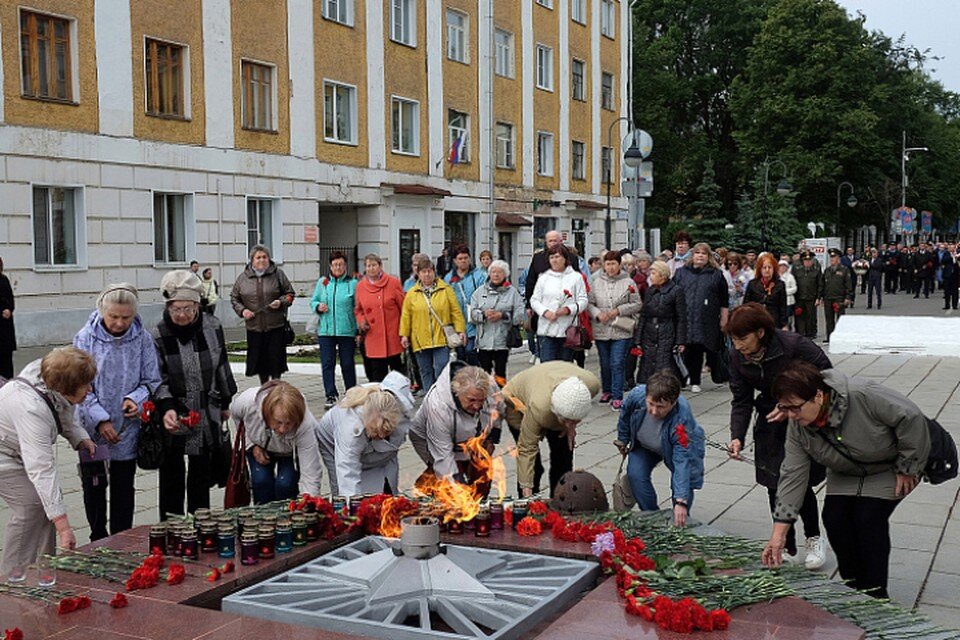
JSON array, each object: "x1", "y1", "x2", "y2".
[
  {"x1": 536, "y1": 0, "x2": 553, "y2": 7},
  {"x1": 536, "y1": 45, "x2": 553, "y2": 91},
  {"x1": 572, "y1": 141, "x2": 585, "y2": 180},
  {"x1": 601, "y1": 0, "x2": 616, "y2": 38},
  {"x1": 241, "y1": 61, "x2": 274, "y2": 131},
  {"x1": 446, "y1": 9, "x2": 467, "y2": 63},
  {"x1": 323, "y1": 0, "x2": 353, "y2": 26},
  {"x1": 323, "y1": 80, "x2": 357, "y2": 144},
  {"x1": 571, "y1": 0, "x2": 587, "y2": 24},
  {"x1": 571, "y1": 58, "x2": 585, "y2": 101},
  {"x1": 533, "y1": 217, "x2": 558, "y2": 252},
  {"x1": 494, "y1": 29, "x2": 514, "y2": 78},
  {"x1": 247, "y1": 199, "x2": 275, "y2": 255},
  {"x1": 391, "y1": 97, "x2": 419, "y2": 155},
  {"x1": 33, "y1": 187, "x2": 80, "y2": 266},
  {"x1": 153, "y1": 194, "x2": 188, "y2": 264},
  {"x1": 391, "y1": 0, "x2": 416, "y2": 46},
  {"x1": 145, "y1": 38, "x2": 186, "y2": 117},
  {"x1": 20, "y1": 10, "x2": 74, "y2": 101},
  {"x1": 537, "y1": 132, "x2": 554, "y2": 177},
  {"x1": 601, "y1": 146, "x2": 613, "y2": 184},
  {"x1": 447, "y1": 109, "x2": 470, "y2": 163},
  {"x1": 601, "y1": 72, "x2": 614, "y2": 110},
  {"x1": 495, "y1": 122, "x2": 515, "y2": 169}
]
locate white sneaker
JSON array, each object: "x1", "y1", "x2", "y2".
[
  {"x1": 782, "y1": 550, "x2": 803, "y2": 566},
  {"x1": 690, "y1": 385, "x2": 702, "y2": 393},
  {"x1": 528, "y1": 353, "x2": 537, "y2": 364},
  {"x1": 804, "y1": 536, "x2": 826, "y2": 570}
]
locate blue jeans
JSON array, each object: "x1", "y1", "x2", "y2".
[
  {"x1": 455, "y1": 336, "x2": 479, "y2": 366},
  {"x1": 538, "y1": 336, "x2": 573, "y2": 363},
  {"x1": 627, "y1": 445, "x2": 696, "y2": 513},
  {"x1": 318, "y1": 335, "x2": 357, "y2": 398},
  {"x1": 596, "y1": 338, "x2": 630, "y2": 400},
  {"x1": 526, "y1": 324, "x2": 538, "y2": 357},
  {"x1": 246, "y1": 451, "x2": 299, "y2": 505},
  {"x1": 415, "y1": 347, "x2": 450, "y2": 392}
]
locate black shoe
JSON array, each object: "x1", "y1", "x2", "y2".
[
  {"x1": 943, "y1": 307, "x2": 950, "y2": 310},
  {"x1": 914, "y1": 295, "x2": 920, "y2": 299},
  {"x1": 867, "y1": 305, "x2": 873, "y2": 309},
  {"x1": 324, "y1": 395, "x2": 338, "y2": 409}
]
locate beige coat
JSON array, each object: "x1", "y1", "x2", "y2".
[{"x1": 588, "y1": 271, "x2": 642, "y2": 341}]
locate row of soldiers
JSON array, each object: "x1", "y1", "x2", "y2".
[
  {"x1": 871, "y1": 242, "x2": 943, "y2": 298},
  {"x1": 790, "y1": 248, "x2": 852, "y2": 343}
]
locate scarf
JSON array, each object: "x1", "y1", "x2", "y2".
[
  {"x1": 163, "y1": 310, "x2": 202, "y2": 345},
  {"x1": 812, "y1": 391, "x2": 831, "y2": 429},
  {"x1": 761, "y1": 276, "x2": 775, "y2": 295}
]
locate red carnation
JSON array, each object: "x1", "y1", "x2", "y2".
[
  {"x1": 832, "y1": 302, "x2": 840, "y2": 313},
  {"x1": 516, "y1": 517, "x2": 543, "y2": 537},
  {"x1": 562, "y1": 289, "x2": 572, "y2": 297},
  {"x1": 57, "y1": 597, "x2": 79, "y2": 614},
  {"x1": 528, "y1": 500, "x2": 549, "y2": 515},
  {"x1": 166, "y1": 564, "x2": 186, "y2": 586},
  {"x1": 221, "y1": 561, "x2": 235, "y2": 574},
  {"x1": 76, "y1": 595, "x2": 92, "y2": 610},
  {"x1": 180, "y1": 410, "x2": 201, "y2": 428},
  {"x1": 109, "y1": 592, "x2": 129, "y2": 608},
  {"x1": 675, "y1": 424, "x2": 690, "y2": 449},
  {"x1": 794, "y1": 307, "x2": 803, "y2": 316},
  {"x1": 450, "y1": 275, "x2": 461, "y2": 284},
  {"x1": 710, "y1": 609, "x2": 732, "y2": 630},
  {"x1": 4, "y1": 629, "x2": 24, "y2": 640},
  {"x1": 630, "y1": 346, "x2": 643, "y2": 357},
  {"x1": 206, "y1": 568, "x2": 221, "y2": 582},
  {"x1": 323, "y1": 277, "x2": 330, "y2": 286},
  {"x1": 628, "y1": 285, "x2": 637, "y2": 294},
  {"x1": 140, "y1": 400, "x2": 155, "y2": 423}
]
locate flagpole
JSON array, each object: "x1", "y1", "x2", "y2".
[{"x1": 487, "y1": 0, "x2": 496, "y2": 253}]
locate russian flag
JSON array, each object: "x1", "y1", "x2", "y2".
[{"x1": 448, "y1": 133, "x2": 464, "y2": 165}]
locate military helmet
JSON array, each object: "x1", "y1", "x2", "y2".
[{"x1": 550, "y1": 470, "x2": 610, "y2": 514}]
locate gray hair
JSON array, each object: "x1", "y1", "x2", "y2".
[
  {"x1": 450, "y1": 365, "x2": 492, "y2": 397},
  {"x1": 649, "y1": 260, "x2": 671, "y2": 281},
  {"x1": 634, "y1": 251, "x2": 652, "y2": 264},
  {"x1": 340, "y1": 386, "x2": 403, "y2": 440},
  {"x1": 249, "y1": 244, "x2": 271, "y2": 261},
  {"x1": 487, "y1": 259, "x2": 510, "y2": 279},
  {"x1": 97, "y1": 283, "x2": 139, "y2": 314}
]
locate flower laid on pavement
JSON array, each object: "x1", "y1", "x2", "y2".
[{"x1": 109, "y1": 592, "x2": 129, "y2": 609}]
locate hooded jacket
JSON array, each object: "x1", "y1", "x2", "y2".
[
  {"x1": 530, "y1": 266, "x2": 588, "y2": 338},
  {"x1": 469, "y1": 280, "x2": 525, "y2": 351},
  {"x1": 315, "y1": 371, "x2": 415, "y2": 497},
  {"x1": 446, "y1": 268, "x2": 486, "y2": 339},
  {"x1": 230, "y1": 260, "x2": 295, "y2": 332},
  {"x1": 73, "y1": 311, "x2": 162, "y2": 461},
  {"x1": 587, "y1": 271, "x2": 642, "y2": 341},
  {"x1": 310, "y1": 273, "x2": 358, "y2": 337},
  {"x1": 399, "y1": 279, "x2": 466, "y2": 352}
]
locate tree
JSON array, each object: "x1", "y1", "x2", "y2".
[
  {"x1": 687, "y1": 159, "x2": 731, "y2": 247},
  {"x1": 731, "y1": 174, "x2": 804, "y2": 255}
]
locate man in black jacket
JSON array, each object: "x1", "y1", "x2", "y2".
[
  {"x1": 941, "y1": 242, "x2": 959, "y2": 310},
  {"x1": 523, "y1": 230, "x2": 581, "y2": 359},
  {"x1": 867, "y1": 247, "x2": 884, "y2": 309},
  {"x1": 882, "y1": 244, "x2": 899, "y2": 294},
  {"x1": 914, "y1": 242, "x2": 936, "y2": 299}
]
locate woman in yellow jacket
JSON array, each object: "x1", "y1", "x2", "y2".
[{"x1": 400, "y1": 259, "x2": 466, "y2": 393}]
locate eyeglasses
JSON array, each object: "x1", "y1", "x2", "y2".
[
  {"x1": 776, "y1": 399, "x2": 811, "y2": 415},
  {"x1": 168, "y1": 304, "x2": 197, "y2": 317}
]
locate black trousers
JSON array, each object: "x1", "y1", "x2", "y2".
[
  {"x1": 766, "y1": 485, "x2": 820, "y2": 555},
  {"x1": 158, "y1": 442, "x2": 212, "y2": 520},
  {"x1": 477, "y1": 349, "x2": 509, "y2": 379},
  {"x1": 682, "y1": 344, "x2": 717, "y2": 386},
  {"x1": 867, "y1": 279, "x2": 882, "y2": 308},
  {"x1": 544, "y1": 428, "x2": 574, "y2": 497},
  {"x1": 81, "y1": 459, "x2": 137, "y2": 542},
  {"x1": 884, "y1": 271, "x2": 898, "y2": 293},
  {"x1": 0, "y1": 351, "x2": 12, "y2": 379},
  {"x1": 365, "y1": 354, "x2": 404, "y2": 383},
  {"x1": 822, "y1": 495, "x2": 899, "y2": 598},
  {"x1": 944, "y1": 279, "x2": 959, "y2": 309}
]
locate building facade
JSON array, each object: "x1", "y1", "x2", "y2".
[{"x1": 0, "y1": 0, "x2": 631, "y2": 345}]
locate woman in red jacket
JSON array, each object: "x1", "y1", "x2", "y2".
[{"x1": 354, "y1": 253, "x2": 406, "y2": 382}]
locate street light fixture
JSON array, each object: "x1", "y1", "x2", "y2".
[
  {"x1": 760, "y1": 157, "x2": 791, "y2": 252},
  {"x1": 605, "y1": 118, "x2": 643, "y2": 248},
  {"x1": 901, "y1": 130, "x2": 928, "y2": 209},
  {"x1": 836, "y1": 181, "x2": 857, "y2": 238}
]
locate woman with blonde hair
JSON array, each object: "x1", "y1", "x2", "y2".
[
  {"x1": 674, "y1": 243, "x2": 729, "y2": 392},
  {"x1": 315, "y1": 371, "x2": 415, "y2": 496}
]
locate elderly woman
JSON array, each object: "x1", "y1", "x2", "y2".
[
  {"x1": 154, "y1": 271, "x2": 237, "y2": 519},
  {"x1": 470, "y1": 259, "x2": 525, "y2": 381},
  {"x1": 73, "y1": 284, "x2": 161, "y2": 541},
  {"x1": 503, "y1": 361, "x2": 600, "y2": 497},
  {"x1": 400, "y1": 259, "x2": 466, "y2": 393},
  {"x1": 530, "y1": 246, "x2": 588, "y2": 363},
  {"x1": 355, "y1": 253, "x2": 406, "y2": 382},
  {"x1": 310, "y1": 250, "x2": 358, "y2": 408},
  {"x1": 743, "y1": 253, "x2": 788, "y2": 329},
  {"x1": 725, "y1": 252, "x2": 752, "y2": 309},
  {"x1": 0, "y1": 257, "x2": 15, "y2": 379},
  {"x1": 589, "y1": 251, "x2": 641, "y2": 410},
  {"x1": 636, "y1": 260, "x2": 687, "y2": 384},
  {"x1": 410, "y1": 363, "x2": 503, "y2": 485},
  {"x1": 762, "y1": 361, "x2": 931, "y2": 599},
  {"x1": 0, "y1": 347, "x2": 97, "y2": 581},
  {"x1": 614, "y1": 371, "x2": 705, "y2": 526},
  {"x1": 316, "y1": 371, "x2": 415, "y2": 497},
  {"x1": 779, "y1": 260, "x2": 798, "y2": 327},
  {"x1": 674, "y1": 242, "x2": 729, "y2": 393},
  {"x1": 231, "y1": 245, "x2": 295, "y2": 383},
  {"x1": 726, "y1": 303, "x2": 831, "y2": 568},
  {"x1": 230, "y1": 380, "x2": 323, "y2": 504}
]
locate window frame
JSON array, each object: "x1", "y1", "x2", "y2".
[
  {"x1": 535, "y1": 0, "x2": 554, "y2": 8},
  {"x1": 391, "y1": 0, "x2": 417, "y2": 47},
  {"x1": 601, "y1": 71, "x2": 615, "y2": 111},
  {"x1": 31, "y1": 185, "x2": 86, "y2": 271},
  {"x1": 495, "y1": 121, "x2": 515, "y2": 169},
  {"x1": 246, "y1": 197, "x2": 283, "y2": 262},
  {"x1": 571, "y1": 58, "x2": 586, "y2": 101},
  {"x1": 144, "y1": 36, "x2": 190, "y2": 119},
  {"x1": 240, "y1": 59, "x2": 277, "y2": 132},
  {"x1": 571, "y1": 0, "x2": 587, "y2": 24},
  {"x1": 494, "y1": 29, "x2": 515, "y2": 79},
  {"x1": 323, "y1": 79, "x2": 358, "y2": 145},
  {"x1": 19, "y1": 9, "x2": 77, "y2": 103},
  {"x1": 391, "y1": 95, "x2": 421, "y2": 156},
  {"x1": 322, "y1": 0, "x2": 354, "y2": 27},
  {"x1": 572, "y1": 140, "x2": 586, "y2": 181},
  {"x1": 601, "y1": 0, "x2": 616, "y2": 38},
  {"x1": 536, "y1": 44, "x2": 553, "y2": 91},
  {"x1": 447, "y1": 108, "x2": 470, "y2": 164},
  {"x1": 536, "y1": 131, "x2": 554, "y2": 177},
  {"x1": 446, "y1": 8, "x2": 468, "y2": 64},
  {"x1": 152, "y1": 191, "x2": 196, "y2": 266}
]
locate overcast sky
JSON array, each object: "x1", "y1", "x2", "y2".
[{"x1": 836, "y1": 0, "x2": 960, "y2": 92}]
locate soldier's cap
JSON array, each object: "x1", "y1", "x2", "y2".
[
  {"x1": 800, "y1": 250, "x2": 814, "y2": 260},
  {"x1": 828, "y1": 248, "x2": 841, "y2": 257}
]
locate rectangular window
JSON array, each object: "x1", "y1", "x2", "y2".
[
  {"x1": 153, "y1": 193, "x2": 187, "y2": 264},
  {"x1": 323, "y1": 0, "x2": 353, "y2": 26},
  {"x1": 247, "y1": 199, "x2": 274, "y2": 255},
  {"x1": 601, "y1": 72, "x2": 614, "y2": 110},
  {"x1": 32, "y1": 187, "x2": 79, "y2": 266},
  {"x1": 448, "y1": 109, "x2": 470, "y2": 163},
  {"x1": 572, "y1": 58, "x2": 585, "y2": 101},
  {"x1": 446, "y1": 9, "x2": 467, "y2": 63},
  {"x1": 536, "y1": 44, "x2": 553, "y2": 91},
  {"x1": 145, "y1": 38, "x2": 185, "y2": 117},
  {"x1": 323, "y1": 80, "x2": 357, "y2": 144},
  {"x1": 601, "y1": 0, "x2": 616, "y2": 38},
  {"x1": 391, "y1": 0, "x2": 416, "y2": 46},
  {"x1": 537, "y1": 132, "x2": 554, "y2": 177},
  {"x1": 495, "y1": 122, "x2": 515, "y2": 169},
  {"x1": 533, "y1": 216, "x2": 558, "y2": 252},
  {"x1": 571, "y1": 0, "x2": 587, "y2": 24},
  {"x1": 601, "y1": 146, "x2": 613, "y2": 184},
  {"x1": 391, "y1": 97, "x2": 420, "y2": 155},
  {"x1": 241, "y1": 60, "x2": 274, "y2": 131},
  {"x1": 20, "y1": 10, "x2": 73, "y2": 101},
  {"x1": 572, "y1": 141, "x2": 585, "y2": 180},
  {"x1": 536, "y1": 0, "x2": 553, "y2": 8},
  {"x1": 494, "y1": 29, "x2": 514, "y2": 78}
]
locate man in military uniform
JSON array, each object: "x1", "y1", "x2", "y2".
[
  {"x1": 823, "y1": 248, "x2": 852, "y2": 342},
  {"x1": 882, "y1": 243, "x2": 899, "y2": 294},
  {"x1": 914, "y1": 242, "x2": 936, "y2": 299},
  {"x1": 899, "y1": 245, "x2": 913, "y2": 294},
  {"x1": 791, "y1": 250, "x2": 823, "y2": 339}
]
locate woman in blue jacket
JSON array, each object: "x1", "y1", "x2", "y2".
[
  {"x1": 310, "y1": 251, "x2": 358, "y2": 408},
  {"x1": 615, "y1": 370, "x2": 705, "y2": 526}
]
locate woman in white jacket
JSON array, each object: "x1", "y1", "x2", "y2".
[
  {"x1": 779, "y1": 260, "x2": 798, "y2": 329},
  {"x1": 230, "y1": 381, "x2": 323, "y2": 503},
  {"x1": 315, "y1": 371, "x2": 414, "y2": 497},
  {"x1": 530, "y1": 246, "x2": 588, "y2": 363}
]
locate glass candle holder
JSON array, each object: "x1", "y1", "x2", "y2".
[
  {"x1": 149, "y1": 524, "x2": 168, "y2": 555},
  {"x1": 168, "y1": 526, "x2": 183, "y2": 557},
  {"x1": 276, "y1": 521, "x2": 294, "y2": 553},
  {"x1": 37, "y1": 555, "x2": 57, "y2": 588},
  {"x1": 218, "y1": 524, "x2": 237, "y2": 558},
  {"x1": 180, "y1": 531, "x2": 199, "y2": 560},
  {"x1": 304, "y1": 512, "x2": 319, "y2": 542},
  {"x1": 332, "y1": 495, "x2": 347, "y2": 516},
  {"x1": 512, "y1": 500, "x2": 529, "y2": 529},
  {"x1": 261, "y1": 514, "x2": 279, "y2": 528},
  {"x1": 447, "y1": 519, "x2": 464, "y2": 535},
  {"x1": 194, "y1": 508, "x2": 211, "y2": 521},
  {"x1": 489, "y1": 503, "x2": 504, "y2": 530},
  {"x1": 475, "y1": 507, "x2": 491, "y2": 537},
  {"x1": 348, "y1": 497, "x2": 361, "y2": 517},
  {"x1": 240, "y1": 532, "x2": 259, "y2": 565},
  {"x1": 258, "y1": 526, "x2": 276, "y2": 559},
  {"x1": 291, "y1": 514, "x2": 308, "y2": 546},
  {"x1": 200, "y1": 522, "x2": 218, "y2": 553}
]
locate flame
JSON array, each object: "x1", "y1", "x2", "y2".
[
  {"x1": 379, "y1": 496, "x2": 418, "y2": 539},
  {"x1": 414, "y1": 471, "x2": 482, "y2": 523}
]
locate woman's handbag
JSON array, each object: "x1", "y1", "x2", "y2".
[
  {"x1": 672, "y1": 347, "x2": 690, "y2": 385},
  {"x1": 564, "y1": 316, "x2": 590, "y2": 351},
  {"x1": 612, "y1": 453, "x2": 636, "y2": 512},
  {"x1": 282, "y1": 319, "x2": 296, "y2": 346},
  {"x1": 506, "y1": 324, "x2": 524, "y2": 349},
  {"x1": 224, "y1": 421, "x2": 251, "y2": 509},
  {"x1": 137, "y1": 401, "x2": 166, "y2": 471},
  {"x1": 424, "y1": 292, "x2": 462, "y2": 349},
  {"x1": 611, "y1": 315, "x2": 637, "y2": 334}
]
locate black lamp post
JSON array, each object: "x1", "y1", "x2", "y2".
[
  {"x1": 836, "y1": 181, "x2": 857, "y2": 240},
  {"x1": 605, "y1": 119, "x2": 644, "y2": 249},
  {"x1": 760, "y1": 157, "x2": 791, "y2": 252}
]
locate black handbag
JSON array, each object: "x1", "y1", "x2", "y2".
[
  {"x1": 672, "y1": 347, "x2": 690, "y2": 384},
  {"x1": 507, "y1": 324, "x2": 524, "y2": 349},
  {"x1": 283, "y1": 320, "x2": 296, "y2": 345},
  {"x1": 136, "y1": 403, "x2": 166, "y2": 470},
  {"x1": 208, "y1": 421, "x2": 233, "y2": 489}
]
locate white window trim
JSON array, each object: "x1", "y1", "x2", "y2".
[
  {"x1": 322, "y1": 0, "x2": 354, "y2": 27},
  {"x1": 18, "y1": 8, "x2": 81, "y2": 103},
  {"x1": 323, "y1": 78, "x2": 359, "y2": 145},
  {"x1": 151, "y1": 190, "x2": 196, "y2": 267},
  {"x1": 601, "y1": 0, "x2": 616, "y2": 38},
  {"x1": 391, "y1": 0, "x2": 417, "y2": 47},
  {"x1": 571, "y1": 0, "x2": 587, "y2": 25},
  {"x1": 494, "y1": 29, "x2": 515, "y2": 79},
  {"x1": 572, "y1": 140, "x2": 586, "y2": 180},
  {"x1": 601, "y1": 71, "x2": 615, "y2": 111},
  {"x1": 537, "y1": 131, "x2": 554, "y2": 177},
  {"x1": 448, "y1": 109, "x2": 470, "y2": 163},
  {"x1": 30, "y1": 183, "x2": 87, "y2": 272},
  {"x1": 141, "y1": 35, "x2": 192, "y2": 119},
  {"x1": 391, "y1": 95, "x2": 421, "y2": 156},
  {"x1": 446, "y1": 8, "x2": 469, "y2": 64},
  {"x1": 536, "y1": 0, "x2": 553, "y2": 8},
  {"x1": 536, "y1": 44, "x2": 553, "y2": 91},
  {"x1": 495, "y1": 122, "x2": 515, "y2": 169},
  {"x1": 245, "y1": 196, "x2": 283, "y2": 264},
  {"x1": 240, "y1": 57, "x2": 278, "y2": 132},
  {"x1": 572, "y1": 57, "x2": 586, "y2": 101}
]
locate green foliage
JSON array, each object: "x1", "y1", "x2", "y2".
[
  {"x1": 687, "y1": 159, "x2": 732, "y2": 247},
  {"x1": 731, "y1": 174, "x2": 805, "y2": 254}
]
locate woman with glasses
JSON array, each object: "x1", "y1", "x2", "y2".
[
  {"x1": 725, "y1": 303, "x2": 830, "y2": 569},
  {"x1": 762, "y1": 361, "x2": 930, "y2": 599}
]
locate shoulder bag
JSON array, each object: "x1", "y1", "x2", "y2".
[
  {"x1": 224, "y1": 421, "x2": 251, "y2": 508},
  {"x1": 612, "y1": 452, "x2": 636, "y2": 512},
  {"x1": 137, "y1": 394, "x2": 167, "y2": 471},
  {"x1": 424, "y1": 291, "x2": 463, "y2": 349}
]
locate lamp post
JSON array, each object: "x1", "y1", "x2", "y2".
[
  {"x1": 605, "y1": 118, "x2": 644, "y2": 249},
  {"x1": 760, "y1": 157, "x2": 791, "y2": 252},
  {"x1": 901, "y1": 130, "x2": 929, "y2": 208},
  {"x1": 836, "y1": 181, "x2": 857, "y2": 240}
]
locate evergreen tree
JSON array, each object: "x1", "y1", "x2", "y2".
[
  {"x1": 732, "y1": 174, "x2": 804, "y2": 255},
  {"x1": 687, "y1": 159, "x2": 731, "y2": 247}
]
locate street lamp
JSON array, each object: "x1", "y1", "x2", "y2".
[
  {"x1": 836, "y1": 181, "x2": 857, "y2": 238},
  {"x1": 760, "y1": 157, "x2": 791, "y2": 252},
  {"x1": 606, "y1": 118, "x2": 644, "y2": 248},
  {"x1": 901, "y1": 130, "x2": 928, "y2": 209}
]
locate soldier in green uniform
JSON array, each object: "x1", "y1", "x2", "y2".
[
  {"x1": 791, "y1": 250, "x2": 823, "y2": 339},
  {"x1": 822, "y1": 248, "x2": 852, "y2": 343}
]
